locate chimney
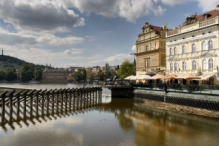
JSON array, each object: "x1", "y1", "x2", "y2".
[
  {"x1": 216, "y1": 5, "x2": 219, "y2": 10},
  {"x1": 163, "y1": 23, "x2": 167, "y2": 29}
]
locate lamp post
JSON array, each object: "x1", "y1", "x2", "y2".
[{"x1": 130, "y1": 53, "x2": 136, "y2": 75}]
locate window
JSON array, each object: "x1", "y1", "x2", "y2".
[
  {"x1": 174, "y1": 62, "x2": 178, "y2": 71},
  {"x1": 151, "y1": 43, "x2": 154, "y2": 50},
  {"x1": 202, "y1": 59, "x2": 207, "y2": 70},
  {"x1": 146, "y1": 45, "x2": 149, "y2": 51},
  {"x1": 202, "y1": 41, "x2": 207, "y2": 51},
  {"x1": 174, "y1": 47, "x2": 178, "y2": 55},
  {"x1": 208, "y1": 59, "x2": 213, "y2": 69},
  {"x1": 208, "y1": 40, "x2": 213, "y2": 49},
  {"x1": 170, "y1": 63, "x2": 173, "y2": 71},
  {"x1": 192, "y1": 43, "x2": 196, "y2": 52},
  {"x1": 169, "y1": 48, "x2": 172, "y2": 55},
  {"x1": 182, "y1": 45, "x2": 186, "y2": 54},
  {"x1": 145, "y1": 60, "x2": 150, "y2": 67},
  {"x1": 182, "y1": 61, "x2": 186, "y2": 70},
  {"x1": 140, "y1": 46, "x2": 144, "y2": 52},
  {"x1": 192, "y1": 60, "x2": 197, "y2": 70}
]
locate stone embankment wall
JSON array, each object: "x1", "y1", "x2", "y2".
[{"x1": 132, "y1": 89, "x2": 219, "y2": 113}]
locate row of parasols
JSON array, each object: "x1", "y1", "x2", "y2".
[{"x1": 124, "y1": 73, "x2": 215, "y2": 81}]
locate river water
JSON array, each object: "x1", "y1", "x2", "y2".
[{"x1": 0, "y1": 83, "x2": 219, "y2": 146}]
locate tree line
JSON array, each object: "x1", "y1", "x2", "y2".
[
  {"x1": 73, "y1": 60, "x2": 135, "y2": 82},
  {"x1": 0, "y1": 64, "x2": 43, "y2": 81}
]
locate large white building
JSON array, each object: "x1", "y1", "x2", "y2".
[{"x1": 165, "y1": 5, "x2": 219, "y2": 85}]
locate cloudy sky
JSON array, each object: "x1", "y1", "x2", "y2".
[{"x1": 0, "y1": 0, "x2": 218, "y2": 68}]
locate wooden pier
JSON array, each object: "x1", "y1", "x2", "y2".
[{"x1": 0, "y1": 87, "x2": 102, "y2": 132}]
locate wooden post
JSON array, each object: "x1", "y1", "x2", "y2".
[
  {"x1": 89, "y1": 88, "x2": 92, "y2": 107},
  {"x1": 40, "y1": 89, "x2": 47, "y2": 115},
  {"x1": 51, "y1": 89, "x2": 55, "y2": 115},
  {"x1": 8, "y1": 90, "x2": 15, "y2": 118},
  {"x1": 73, "y1": 89, "x2": 76, "y2": 110},
  {"x1": 80, "y1": 88, "x2": 83, "y2": 108},
  {"x1": 64, "y1": 89, "x2": 68, "y2": 112},
  {"x1": 22, "y1": 90, "x2": 29, "y2": 118},
  {"x1": 95, "y1": 87, "x2": 98, "y2": 104},
  {"x1": 68, "y1": 89, "x2": 72, "y2": 111},
  {"x1": 28, "y1": 90, "x2": 35, "y2": 117},
  {"x1": 1, "y1": 91, "x2": 7, "y2": 124}
]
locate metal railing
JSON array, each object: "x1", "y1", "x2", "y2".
[{"x1": 132, "y1": 83, "x2": 219, "y2": 95}]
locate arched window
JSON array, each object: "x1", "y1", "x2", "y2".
[
  {"x1": 192, "y1": 60, "x2": 196, "y2": 70},
  {"x1": 208, "y1": 59, "x2": 213, "y2": 69},
  {"x1": 208, "y1": 40, "x2": 213, "y2": 50},
  {"x1": 192, "y1": 43, "x2": 196, "y2": 52},
  {"x1": 202, "y1": 41, "x2": 207, "y2": 51},
  {"x1": 174, "y1": 47, "x2": 178, "y2": 55},
  {"x1": 146, "y1": 45, "x2": 149, "y2": 51},
  {"x1": 170, "y1": 63, "x2": 173, "y2": 71},
  {"x1": 202, "y1": 59, "x2": 207, "y2": 70},
  {"x1": 182, "y1": 61, "x2": 186, "y2": 70},
  {"x1": 174, "y1": 62, "x2": 178, "y2": 71},
  {"x1": 182, "y1": 45, "x2": 186, "y2": 54}
]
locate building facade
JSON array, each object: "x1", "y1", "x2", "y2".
[
  {"x1": 42, "y1": 68, "x2": 68, "y2": 84},
  {"x1": 166, "y1": 6, "x2": 219, "y2": 84},
  {"x1": 135, "y1": 22, "x2": 167, "y2": 76}
]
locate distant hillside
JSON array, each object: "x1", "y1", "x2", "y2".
[{"x1": 0, "y1": 55, "x2": 46, "y2": 69}]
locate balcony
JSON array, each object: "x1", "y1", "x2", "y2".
[{"x1": 166, "y1": 16, "x2": 219, "y2": 37}]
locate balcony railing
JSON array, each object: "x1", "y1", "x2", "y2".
[
  {"x1": 167, "y1": 16, "x2": 219, "y2": 37},
  {"x1": 132, "y1": 83, "x2": 219, "y2": 95}
]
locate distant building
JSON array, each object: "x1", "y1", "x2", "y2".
[{"x1": 42, "y1": 68, "x2": 68, "y2": 84}]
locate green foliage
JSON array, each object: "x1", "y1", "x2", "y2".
[
  {"x1": 88, "y1": 73, "x2": 94, "y2": 82},
  {"x1": 18, "y1": 64, "x2": 34, "y2": 81},
  {"x1": 74, "y1": 69, "x2": 87, "y2": 82},
  {"x1": 0, "y1": 68, "x2": 5, "y2": 80},
  {"x1": 96, "y1": 70, "x2": 104, "y2": 81},
  {"x1": 34, "y1": 68, "x2": 43, "y2": 81},
  {"x1": 0, "y1": 55, "x2": 45, "y2": 70},
  {"x1": 5, "y1": 68, "x2": 17, "y2": 81},
  {"x1": 117, "y1": 60, "x2": 135, "y2": 79}
]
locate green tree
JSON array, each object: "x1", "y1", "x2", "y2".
[
  {"x1": 74, "y1": 69, "x2": 87, "y2": 82},
  {"x1": 0, "y1": 68, "x2": 5, "y2": 80},
  {"x1": 88, "y1": 73, "x2": 94, "y2": 82},
  {"x1": 117, "y1": 60, "x2": 135, "y2": 79},
  {"x1": 97, "y1": 70, "x2": 104, "y2": 81},
  {"x1": 34, "y1": 68, "x2": 43, "y2": 81},
  {"x1": 5, "y1": 68, "x2": 17, "y2": 81},
  {"x1": 18, "y1": 64, "x2": 34, "y2": 81},
  {"x1": 105, "y1": 71, "x2": 112, "y2": 80}
]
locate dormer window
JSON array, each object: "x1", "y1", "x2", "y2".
[
  {"x1": 203, "y1": 13, "x2": 211, "y2": 20},
  {"x1": 192, "y1": 35, "x2": 195, "y2": 37},
  {"x1": 202, "y1": 32, "x2": 205, "y2": 35}
]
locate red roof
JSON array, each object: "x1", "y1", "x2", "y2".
[
  {"x1": 183, "y1": 8, "x2": 219, "y2": 26},
  {"x1": 150, "y1": 25, "x2": 162, "y2": 35}
]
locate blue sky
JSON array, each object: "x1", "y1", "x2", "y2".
[{"x1": 0, "y1": 0, "x2": 218, "y2": 68}]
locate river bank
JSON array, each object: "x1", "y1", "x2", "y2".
[{"x1": 135, "y1": 98, "x2": 219, "y2": 119}]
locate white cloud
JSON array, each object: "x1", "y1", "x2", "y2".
[
  {"x1": 131, "y1": 45, "x2": 136, "y2": 51},
  {"x1": 0, "y1": 27, "x2": 83, "y2": 46},
  {"x1": 67, "y1": 0, "x2": 166, "y2": 22},
  {"x1": 160, "y1": 0, "x2": 218, "y2": 12},
  {"x1": 0, "y1": 0, "x2": 84, "y2": 32},
  {"x1": 85, "y1": 35, "x2": 95, "y2": 41},
  {"x1": 105, "y1": 54, "x2": 133, "y2": 63}
]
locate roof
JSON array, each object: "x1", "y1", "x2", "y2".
[
  {"x1": 150, "y1": 25, "x2": 162, "y2": 35},
  {"x1": 183, "y1": 8, "x2": 219, "y2": 26}
]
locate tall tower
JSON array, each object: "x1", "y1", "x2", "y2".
[{"x1": 1, "y1": 49, "x2": 3, "y2": 55}]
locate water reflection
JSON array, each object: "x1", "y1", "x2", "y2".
[{"x1": 1, "y1": 84, "x2": 219, "y2": 146}]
